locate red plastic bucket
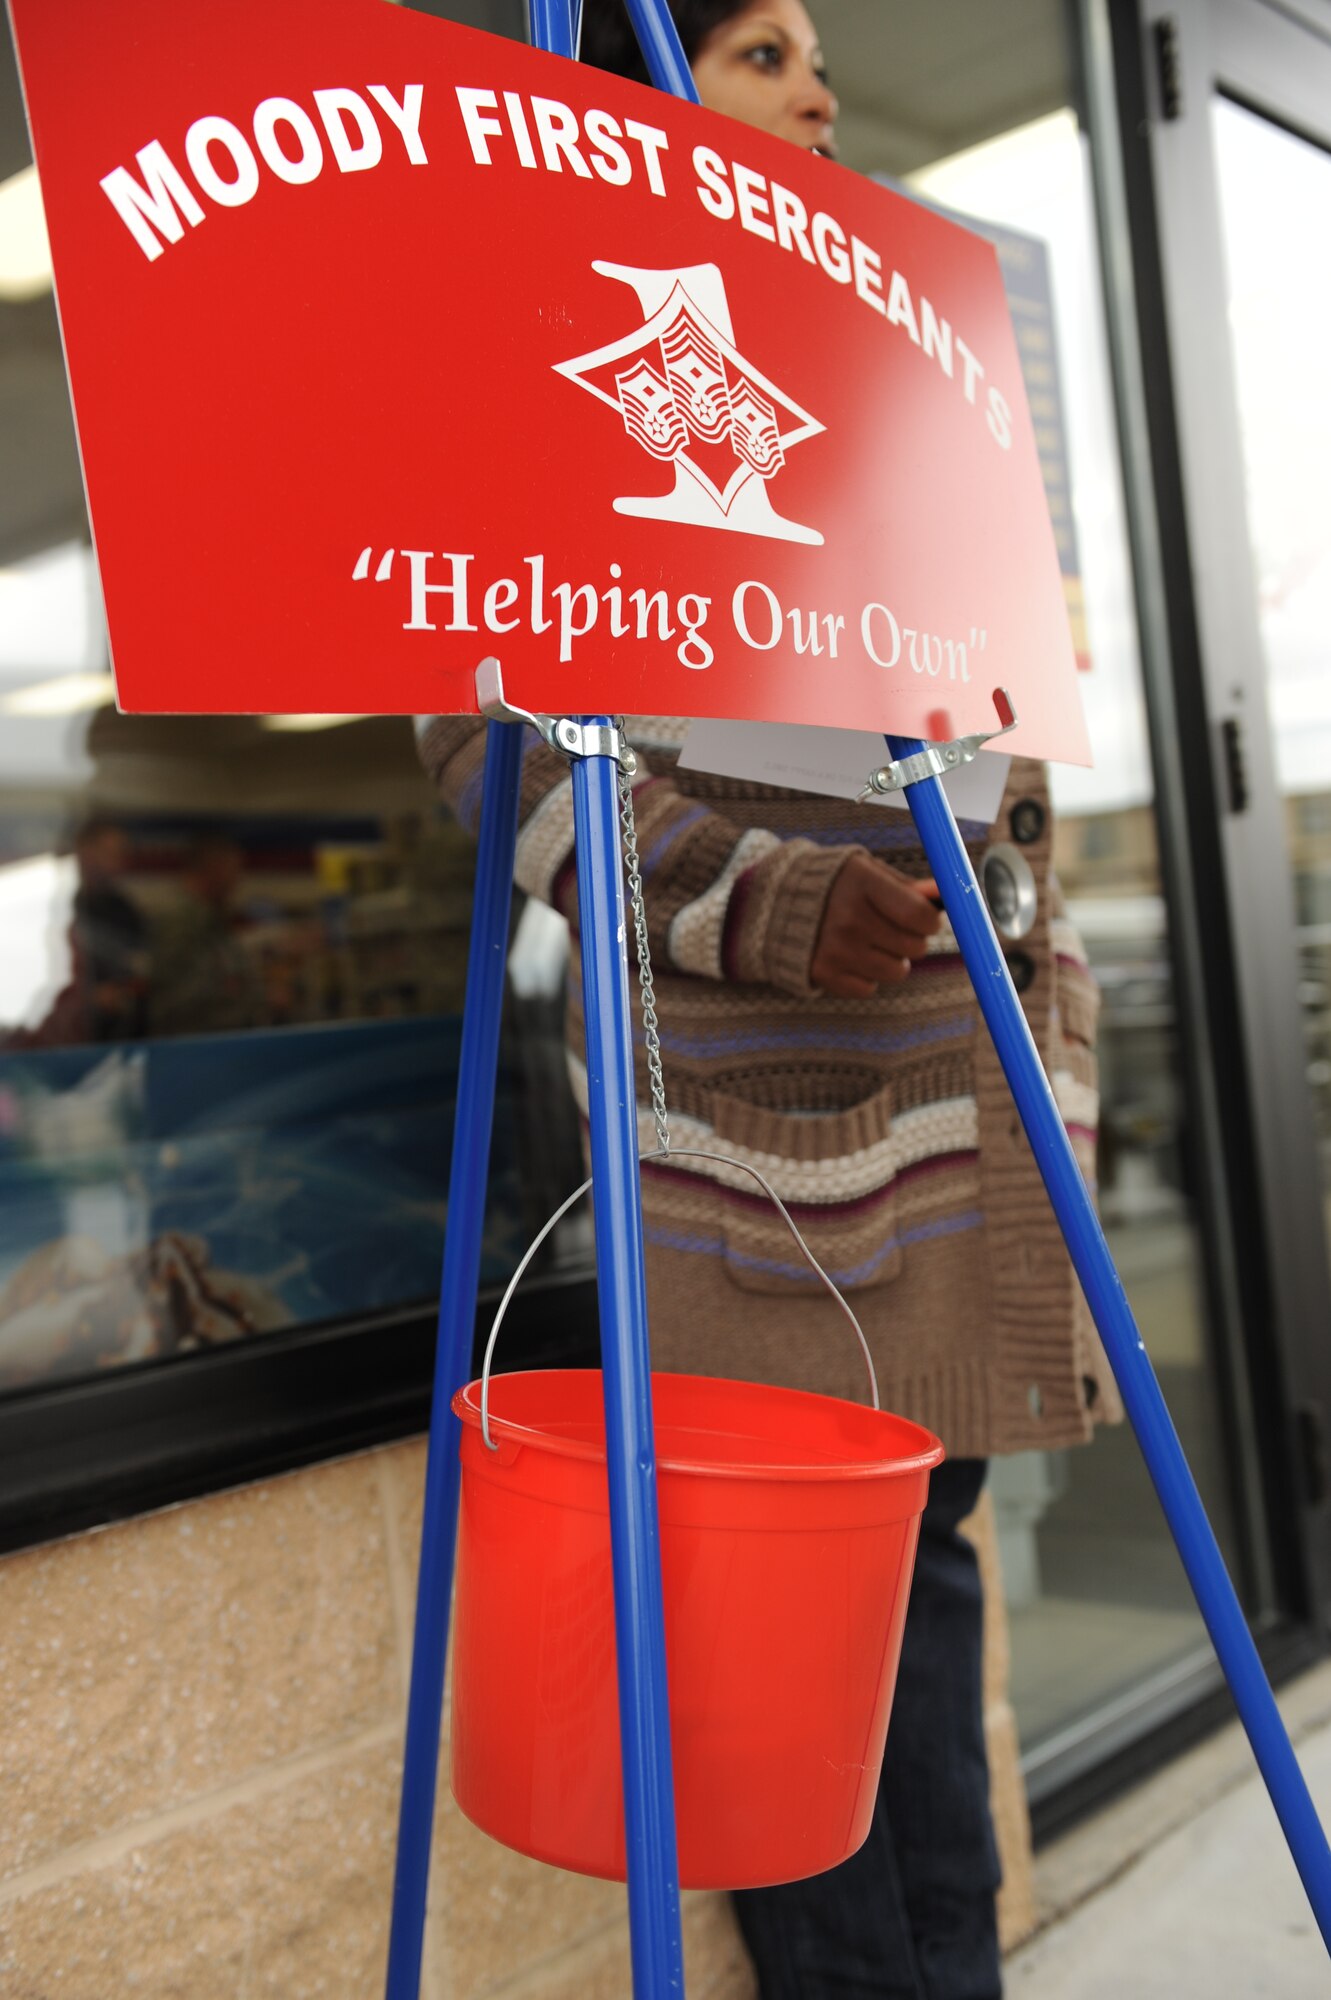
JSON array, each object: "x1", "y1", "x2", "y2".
[{"x1": 450, "y1": 1368, "x2": 943, "y2": 1889}]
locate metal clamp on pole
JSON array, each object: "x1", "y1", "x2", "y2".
[
  {"x1": 554, "y1": 715, "x2": 623, "y2": 762},
  {"x1": 859, "y1": 687, "x2": 1018, "y2": 800},
  {"x1": 475, "y1": 658, "x2": 624, "y2": 767}
]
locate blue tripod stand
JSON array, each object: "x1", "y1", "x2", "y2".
[{"x1": 384, "y1": 7, "x2": 1331, "y2": 1995}]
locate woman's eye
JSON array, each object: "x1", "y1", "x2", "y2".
[{"x1": 742, "y1": 41, "x2": 784, "y2": 73}]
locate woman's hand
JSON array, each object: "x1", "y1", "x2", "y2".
[{"x1": 810, "y1": 853, "x2": 942, "y2": 998}]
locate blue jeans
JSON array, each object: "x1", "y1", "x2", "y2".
[{"x1": 732, "y1": 1458, "x2": 1002, "y2": 1998}]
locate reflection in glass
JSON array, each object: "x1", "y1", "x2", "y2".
[
  {"x1": 910, "y1": 114, "x2": 1241, "y2": 1757},
  {"x1": 1213, "y1": 97, "x2": 1331, "y2": 1271},
  {"x1": 0, "y1": 579, "x2": 589, "y2": 1392}
]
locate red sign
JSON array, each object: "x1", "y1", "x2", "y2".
[{"x1": 11, "y1": 0, "x2": 1090, "y2": 763}]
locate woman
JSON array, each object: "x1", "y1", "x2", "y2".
[
  {"x1": 421, "y1": 5, "x2": 1113, "y2": 1995},
  {"x1": 580, "y1": 0, "x2": 839, "y2": 161}
]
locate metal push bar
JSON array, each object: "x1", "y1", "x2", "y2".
[{"x1": 386, "y1": 2, "x2": 1331, "y2": 1993}]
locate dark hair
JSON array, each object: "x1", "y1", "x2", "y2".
[{"x1": 578, "y1": 0, "x2": 750, "y2": 88}]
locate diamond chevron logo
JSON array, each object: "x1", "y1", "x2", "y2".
[{"x1": 554, "y1": 261, "x2": 825, "y2": 546}]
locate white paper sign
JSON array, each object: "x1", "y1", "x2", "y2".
[{"x1": 679, "y1": 720, "x2": 1010, "y2": 824}]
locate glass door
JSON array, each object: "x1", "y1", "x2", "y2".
[
  {"x1": 1210, "y1": 94, "x2": 1331, "y2": 1268},
  {"x1": 1138, "y1": 0, "x2": 1331, "y2": 1614},
  {"x1": 821, "y1": 0, "x2": 1271, "y2": 1796},
  {"x1": 905, "y1": 103, "x2": 1247, "y2": 1780}
]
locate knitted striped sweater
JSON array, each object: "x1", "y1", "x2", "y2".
[{"x1": 419, "y1": 714, "x2": 1120, "y2": 1458}]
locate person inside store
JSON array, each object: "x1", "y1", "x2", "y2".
[
  {"x1": 421, "y1": 3, "x2": 1118, "y2": 1993},
  {"x1": 148, "y1": 831, "x2": 265, "y2": 1038},
  {"x1": 70, "y1": 816, "x2": 150, "y2": 1042}
]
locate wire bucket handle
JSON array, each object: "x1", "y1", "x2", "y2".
[{"x1": 480, "y1": 1146, "x2": 880, "y2": 1450}]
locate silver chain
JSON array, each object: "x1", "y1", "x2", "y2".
[
  {"x1": 615, "y1": 724, "x2": 671, "y2": 1158},
  {"x1": 476, "y1": 713, "x2": 889, "y2": 1453}
]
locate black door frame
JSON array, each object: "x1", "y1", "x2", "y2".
[
  {"x1": 1079, "y1": 0, "x2": 1331, "y2": 1649},
  {"x1": 1126, "y1": 0, "x2": 1331, "y2": 1623}
]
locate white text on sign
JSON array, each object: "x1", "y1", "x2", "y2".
[
  {"x1": 98, "y1": 76, "x2": 1010, "y2": 449},
  {"x1": 355, "y1": 546, "x2": 982, "y2": 682},
  {"x1": 100, "y1": 85, "x2": 427, "y2": 261}
]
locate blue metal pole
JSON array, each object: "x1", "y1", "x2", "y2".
[
  {"x1": 389, "y1": 15, "x2": 687, "y2": 1998},
  {"x1": 571, "y1": 726, "x2": 685, "y2": 1998},
  {"x1": 622, "y1": 0, "x2": 700, "y2": 99},
  {"x1": 529, "y1": 0, "x2": 575, "y2": 60},
  {"x1": 891, "y1": 736, "x2": 1331, "y2": 1952},
  {"x1": 572, "y1": 6, "x2": 691, "y2": 1991},
  {"x1": 385, "y1": 719, "x2": 525, "y2": 2000}
]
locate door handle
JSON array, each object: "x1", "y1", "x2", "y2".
[{"x1": 1221, "y1": 714, "x2": 1249, "y2": 814}]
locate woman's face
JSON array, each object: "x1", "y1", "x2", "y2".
[{"x1": 690, "y1": 0, "x2": 838, "y2": 159}]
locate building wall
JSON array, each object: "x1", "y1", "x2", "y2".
[{"x1": 0, "y1": 1441, "x2": 1032, "y2": 1997}]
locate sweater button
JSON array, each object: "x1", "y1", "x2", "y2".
[
  {"x1": 1007, "y1": 949, "x2": 1036, "y2": 993},
  {"x1": 1010, "y1": 797, "x2": 1046, "y2": 845}
]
